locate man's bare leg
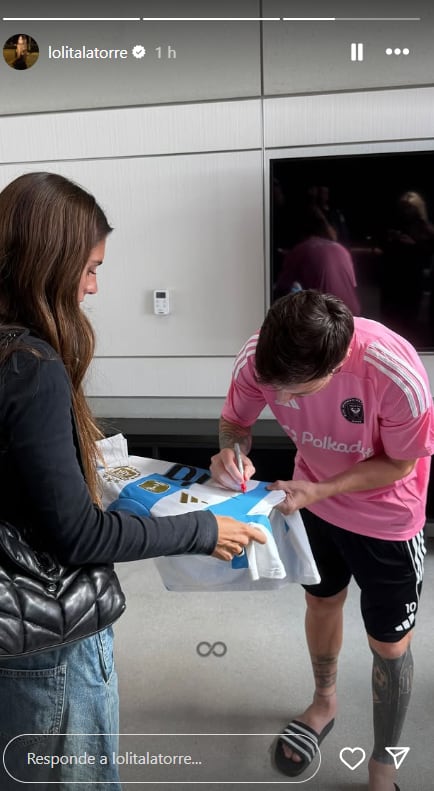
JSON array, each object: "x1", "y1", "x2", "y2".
[
  {"x1": 282, "y1": 588, "x2": 347, "y2": 762},
  {"x1": 367, "y1": 632, "x2": 413, "y2": 791}
]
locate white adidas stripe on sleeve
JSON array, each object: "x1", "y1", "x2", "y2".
[
  {"x1": 364, "y1": 342, "x2": 431, "y2": 418},
  {"x1": 233, "y1": 333, "x2": 259, "y2": 381}
]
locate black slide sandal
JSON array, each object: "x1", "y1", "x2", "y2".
[{"x1": 273, "y1": 718, "x2": 335, "y2": 777}]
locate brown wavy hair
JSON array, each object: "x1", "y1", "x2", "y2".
[{"x1": 0, "y1": 172, "x2": 112, "y2": 503}]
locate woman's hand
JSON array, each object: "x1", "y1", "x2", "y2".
[
  {"x1": 210, "y1": 448, "x2": 255, "y2": 490},
  {"x1": 212, "y1": 516, "x2": 266, "y2": 561}
]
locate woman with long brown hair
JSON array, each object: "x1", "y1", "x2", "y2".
[{"x1": 0, "y1": 172, "x2": 264, "y2": 788}]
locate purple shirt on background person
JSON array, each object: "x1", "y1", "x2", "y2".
[{"x1": 276, "y1": 236, "x2": 360, "y2": 315}]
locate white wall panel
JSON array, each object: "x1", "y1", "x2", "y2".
[
  {"x1": 87, "y1": 396, "x2": 226, "y2": 419},
  {"x1": 0, "y1": 150, "x2": 265, "y2": 358},
  {"x1": 0, "y1": 100, "x2": 262, "y2": 163},
  {"x1": 86, "y1": 357, "x2": 234, "y2": 398},
  {"x1": 264, "y1": 87, "x2": 434, "y2": 149},
  {"x1": 71, "y1": 151, "x2": 264, "y2": 357}
]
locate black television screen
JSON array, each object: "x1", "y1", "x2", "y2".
[{"x1": 270, "y1": 150, "x2": 434, "y2": 351}]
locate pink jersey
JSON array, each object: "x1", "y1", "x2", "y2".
[{"x1": 222, "y1": 317, "x2": 434, "y2": 540}]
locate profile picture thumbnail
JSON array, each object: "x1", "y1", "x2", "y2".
[{"x1": 3, "y1": 34, "x2": 39, "y2": 70}]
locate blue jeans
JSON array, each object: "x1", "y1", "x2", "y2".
[{"x1": 0, "y1": 627, "x2": 121, "y2": 790}]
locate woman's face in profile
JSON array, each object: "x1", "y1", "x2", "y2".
[{"x1": 78, "y1": 238, "x2": 106, "y2": 304}]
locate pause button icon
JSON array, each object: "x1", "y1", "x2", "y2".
[{"x1": 351, "y1": 42, "x2": 364, "y2": 61}]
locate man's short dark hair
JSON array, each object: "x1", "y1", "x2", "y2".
[{"x1": 255, "y1": 290, "x2": 354, "y2": 386}]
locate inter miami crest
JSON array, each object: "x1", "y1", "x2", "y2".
[{"x1": 341, "y1": 398, "x2": 364, "y2": 423}]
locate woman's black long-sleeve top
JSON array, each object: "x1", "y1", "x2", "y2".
[{"x1": 0, "y1": 335, "x2": 217, "y2": 565}]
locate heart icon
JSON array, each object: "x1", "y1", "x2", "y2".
[{"x1": 339, "y1": 747, "x2": 366, "y2": 770}]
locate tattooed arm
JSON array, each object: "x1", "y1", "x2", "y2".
[
  {"x1": 219, "y1": 417, "x2": 253, "y2": 455},
  {"x1": 211, "y1": 333, "x2": 267, "y2": 488},
  {"x1": 210, "y1": 417, "x2": 256, "y2": 489}
]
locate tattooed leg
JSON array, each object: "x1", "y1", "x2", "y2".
[
  {"x1": 282, "y1": 589, "x2": 346, "y2": 761},
  {"x1": 371, "y1": 645, "x2": 413, "y2": 762},
  {"x1": 367, "y1": 634, "x2": 413, "y2": 791}
]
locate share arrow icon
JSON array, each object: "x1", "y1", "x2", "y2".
[{"x1": 385, "y1": 747, "x2": 410, "y2": 769}]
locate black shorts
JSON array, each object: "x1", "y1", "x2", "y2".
[{"x1": 302, "y1": 509, "x2": 426, "y2": 643}]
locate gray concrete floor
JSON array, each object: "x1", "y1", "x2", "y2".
[{"x1": 113, "y1": 537, "x2": 434, "y2": 791}]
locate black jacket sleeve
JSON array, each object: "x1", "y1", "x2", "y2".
[{"x1": 0, "y1": 343, "x2": 218, "y2": 565}]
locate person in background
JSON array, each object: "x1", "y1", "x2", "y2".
[
  {"x1": 272, "y1": 177, "x2": 292, "y2": 283},
  {"x1": 306, "y1": 184, "x2": 350, "y2": 247},
  {"x1": 211, "y1": 290, "x2": 434, "y2": 791},
  {"x1": 379, "y1": 190, "x2": 434, "y2": 345},
  {"x1": 0, "y1": 171, "x2": 265, "y2": 789},
  {"x1": 274, "y1": 207, "x2": 360, "y2": 315}
]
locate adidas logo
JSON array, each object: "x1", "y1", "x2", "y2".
[
  {"x1": 394, "y1": 612, "x2": 415, "y2": 632},
  {"x1": 275, "y1": 398, "x2": 300, "y2": 409}
]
